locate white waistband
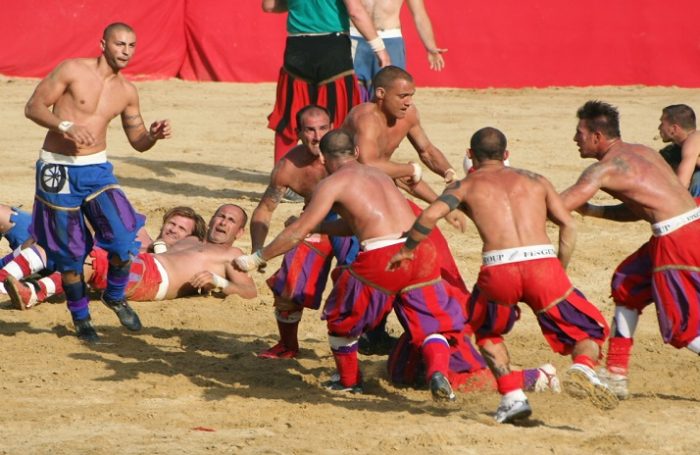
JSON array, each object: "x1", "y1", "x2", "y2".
[
  {"x1": 350, "y1": 26, "x2": 402, "y2": 39},
  {"x1": 360, "y1": 233, "x2": 405, "y2": 251},
  {"x1": 153, "y1": 257, "x2": 169, "y2": 301},
  {"x1": 40, "y1": 149, "x2": 107, "y2": 165},
  {"x1": 482, "y1": 244, "x2": 557, "y2": 266},
  {"x1": 652, "y1": 206, "x2": 700, "y2": 236}
]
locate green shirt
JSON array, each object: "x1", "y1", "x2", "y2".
[{"x1": 287, "y1": 0, "x2": 350, "y2": 34}]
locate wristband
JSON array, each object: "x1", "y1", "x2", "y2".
[
  {"x1": 210, "y1": 273, "x2": 231, "y2": 291},
  {"x1": 444, "y1": 168, "x2": 457, "y2": 184},
  {"x1": 58, "y1": 121, "x2": 74, "y2": 133},
  {"x1": 152, "y1": 239, "x2": 167, "y2": 254},
  {"x1": 368, "y1": 36, "x2": 386, "y2": 53},
  {"x1": 409, "y1": 162, "x2": 422, "y2": 182}
]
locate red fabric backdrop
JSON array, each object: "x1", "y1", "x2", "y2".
[{"x1": 1, "y1": 0, "x2": 699, "y2": 88}]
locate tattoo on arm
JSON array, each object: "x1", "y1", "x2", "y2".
[
  {"x1": 123, "y1": 114, "x2": 145, "y2": 130},
  {"x1": 262, "y1": 186, "x2": 285, "y2": 206},
  {"x1": 436, "y1": 193, "x2": 460, "y2": 211}
]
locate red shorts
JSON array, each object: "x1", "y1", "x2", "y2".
[
  {"x1": 468, "y1": 256, "x2": 609, "y2": 355},
  {"x1": 87, "y1": 248, "x2": 163, "y2": 301},
  {"x1": 612, "y1": 218, "x2": 700, "y2": 348},
  {"x1": 266, "y1": 235, "x2": 334, "y2": 310}
]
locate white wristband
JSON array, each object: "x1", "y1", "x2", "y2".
[
  {"x1": 368, "y1": 36, "x2": 386, "y2": 53},
  {"x1": 234, "y1": 250, "x2": 267, "y2": 272},
  {"x1": 409, "y1": 162, "x2": 422, "y2": 183},
  {"x1": 210, "y1": 273, "x2": 231, "y2": 291},
  {"x1": 58, "y1": 121, "x2": 74, "y2": 133},
  {"x1": 444, "y1": 168, "x2": 457, "y2": 184},
  {"x1": 152, "y1": 240, "x2": 167, "y2": 254}
]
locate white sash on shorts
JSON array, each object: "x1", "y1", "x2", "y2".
[
  {"x1": 482, "y1": 244, "x2": 556, "y2": 266},
  {"x1": 651, "y1": 206, "x2": 700, "y2": 237}
]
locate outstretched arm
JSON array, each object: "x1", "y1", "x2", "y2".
[
  {"x1": 251, "y1": 169, "x2": 287, "y2": 251},
  {"x1": 406, "y1": 0, "x2": 447, "y2": 71},
  {"x1": 344, "y1": 0, "x2": 391, "y2": 67},
  {"x1": 407, "y1": 120, "x2": 455, "y2": 180}
]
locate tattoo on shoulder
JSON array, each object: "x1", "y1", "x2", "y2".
[
  {"x1": 514, "y1": 168, "x2": 541, "y2": 181},
  {"x1": 611, "y1": 157, "x2": 630, "y2": 173},
  {"x1": 436, "y1": 193, "x2": 460, "y2": 211},
  {"x1": 446, "y1": 180, "x2": 461, "y2": 191}
]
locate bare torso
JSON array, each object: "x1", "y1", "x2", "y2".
[
  {"x1": 38, "y1": 58, "x2": 136, "y2": 155},
  {"x1": 276, "y1": 146, "x2": 328, "y2": 201},
  {"x1": 154, "y1": 237, "x2": 243, "y2": 299},
  {"x1": 457, "y1": 166, "x2": 553, "y2": 252},
  {"x1": 343, "y1": 102, "x2": 416, "y2": 162},
  {"x1": 593, "y1": 143, "x2": 696, "y2": 222},
  {"x1": 320, "y1": 161, "x2": 415, "y2": 240},
  {"x1": 358, "y1": 0, "x2": 403, "y2": 30}
]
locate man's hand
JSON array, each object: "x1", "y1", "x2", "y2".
[
  {"x1": 445, "y1": 209, "x2": 467, "y2": 232},
  {"x1": 409, "y1": 161, "x2": 423, "y2": 185},
  {"x1": 149, "y1": 119, "x2": 172, "y2": 140},
  {"x1": 234, "y1": 250, "x2": 267, "y2": 272},
  {"x1": 189, "y1": 270, "x2": 216, "y2": 293},
  {"x1": 386, "y1": 248, "x2": 415, "y2": 271},
  {"x1": 283, "y1": 215, "x2": 299, "y2": 227},
  {"x1": 64, "y1": 124, "x2": 96, "y2": 147},
  {"x1": 427, "y1": 48, "x2": 447, "y2": 71}
]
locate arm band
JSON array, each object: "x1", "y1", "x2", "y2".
[
  {"x1": 368, "y1": 36, "x2": 386, "y2": 53},
  {"x1": 413, "y1": 222, "x2": 432, "y2": 236},
  {"x1": 436, "y1": 193, "x2": 461, "y2": 211},
  {"x1": 404, "y1": 236, "x2": 420, "y2": 251},
  {"x1": 211, "y1": 273, "x2": 231, "y2": 291},
  {"x1": 152, "y1": 240, "x2": 167, "y2": 254}
]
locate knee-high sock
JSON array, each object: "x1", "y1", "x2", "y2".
[
  {"x1": 27, "y1": 272, "x2": 63, "y2": 302},
  {"x1": 103, "y1": 258, "x2": 131, "y2": 302},
  {"x1": 422, "y1": 334, "x2": 451, "y2": 381},
  {"x1": 496, "y1": 370, "x2": 524, "y2": 396},
  {"x1": 329, "y1": 335, "x2": 360, "y2": 386},
  {"x1": 606, "y1": 306, "x2": 638, "y2": 375},
  {"x1": 64, "y1": 279, "x2": 89, "y2": 321},
  {"x1": 0, "y1": 246, "x2": 46, "y2": 281},
  {"x1": 275, "y1": 308, "x2": 302, "y2": 351}
]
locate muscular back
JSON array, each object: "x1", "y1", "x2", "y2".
[
  {"x1": 588, "y1": 144, "x2": 696, "y2": 222},
  {"x1": 36, "y1": 58, "x2": 136, "y2": 155},
  {"x1": 459, "y1": 167, "x2": 555, "y2": 251}
]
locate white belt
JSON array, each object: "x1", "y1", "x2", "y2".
[
  {"x1": 350, "y1": 26, "x2": 402, "y2": 39},
  {"x1": 40, "y1": 149, "x2": 107, "y2": 165},
  {"x1": 153, "y1": 257, "x2": 169, "y2": 301},
  {"x1": 652, "y1": 206, "x2": 700, "y2": 236},
  {"x1": 360, "y1": 233, "x2": 405, "y2": 251},
  {"x1": 482, "y1": 244, "x2": 556, "y2": 266}
]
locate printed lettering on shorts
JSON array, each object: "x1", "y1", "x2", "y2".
[
  {"x1": 652, "y1": 207, "x2": 700, "y2": 236},
  {"x1": 39, "y1": 162, "x2": 70, "y2": 194},
  {"x1": 482, "y1": 244, "x2": 556, "y2": 266}
]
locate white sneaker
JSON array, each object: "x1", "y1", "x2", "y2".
[
  {"x1": 494, "y1": 393, "x2": 532, "y2": 424},
  {"x1": 563, "y1": 363, "x2": 619, "y2": 410},
  {"x1": 534, "y1": 363, "x2": 561, "y2": 393},
  {"x1": 597, "y1": 367, "x2": 629, "y2": 400}
]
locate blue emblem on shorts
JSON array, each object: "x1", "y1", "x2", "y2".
[{"x1": 40, "y1": 163, "x2": 69, "y2": 194}]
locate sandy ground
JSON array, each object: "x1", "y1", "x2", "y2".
[{"x1": 1, "y1": 77, "x2": 700, "y2": 454}]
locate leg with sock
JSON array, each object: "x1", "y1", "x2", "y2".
[
  {"x1": 101, "y1": 255, "x2": 141, "y2": 331},
  {"x1": 422, "y1": 334, "x2": 456, "y2": 401},
  {"x1": 63, "y1": 273, "x2": 98, "y2": 343},
  {"x1": 0, "y1": 245, "x2": 46, "y2": 283},
  {"x1": 326, "y1": 335, "x2": 362, "y2": 393},
  {"x1": 600, "y1": 305, "x2": 639, "y2": 399},
  {"x1": 258, "y1": 306, "x2": 301, "y2": 359},
  {"x1": 563, "y1": 339, "x2": 618, "y2": 409},
  {"x1": 4, "y1": 271, "x2": 63, "y2": 310}
]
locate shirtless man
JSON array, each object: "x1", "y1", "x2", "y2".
[
  {"x1": 351, "y1": 0, "x2": 446, "y2": 100},
  {"x1": 657, "y1": 104, "x2": 700, "y2": 196},
  {"x1": 561, "y1": 100, "x2": 700, "y2": 400},
  {"x1": 237, "y1": 129, "x2": 466, "y2": 401},
  {"x1": 343, "y1": 65, "x2": 468, "y2": 351},
  {"x1": 24, "y1": 22, "x2": 172, "y2": 342},
  {"x1": 3, "y1": 206, "x2": 206, "y2": 309},
  {"x1": 388, "y1": 127, "x2": 616, "y2": 423},
  {"x1": 7, "y1": 204, "x2": 256, "y2": 308},
  {"x1": 250, "y1": 105, "x2": 359, "y2": 358}
]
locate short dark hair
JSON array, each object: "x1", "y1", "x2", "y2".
[
  {"x1": 163, "y1": 206, "x2": 206, "y2": 241},
  {"x1": 319, "y1": 129, "x2": 355, "y2": 159},
  {"x1": 662, "y1": 104, "x2": 696, "y2": 131},
  {"x1": 103, "y1": 22, "x2": 134, "y2": 40},
  {"x1": 372, "y1": 65, "x2": 413, "y2": 91},
  {"x1": 576, "y1": 100, "x2": 621, "y2": 139},
  {"x1": 470, "y1": 127, "x2": 507, "y2": 161},
  {"x1": 295, "y1": 104, "x2": 330, "y2": 131}
]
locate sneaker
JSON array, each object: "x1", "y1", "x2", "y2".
[
  {"x1": 534, "y1": 363, "x2": 561, "y2": 393},
  {"x1": 429, "y1": 371, "x2": 456, "y2": 402},
  {"x1": 257, "y1": 342, "x2": 299, "y2": 359},
  {"x1": 563, "y1": 363, "x2": 619, "y2": 410},
  {"x1": 4, "y1": 276, "x2": 39, "y2": 310},
  {"x1": 281, "y1": 189, "x2": 305, "y2": 204},
  {"x1": 74, "y1": 317, "x2": 99, "y2": 343},
  {"x1": 323, "y1": 374, "x2": 363, "y2": 394},
  {"x1": 597, "y1": 367, "x2": 629, "y2": 400},
  {"x1": 101, "y1": 295, "x2": 142, "y2": 331},
  {"x1": 494, "y1": 395, "x2": 532, "y2": 424}
]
